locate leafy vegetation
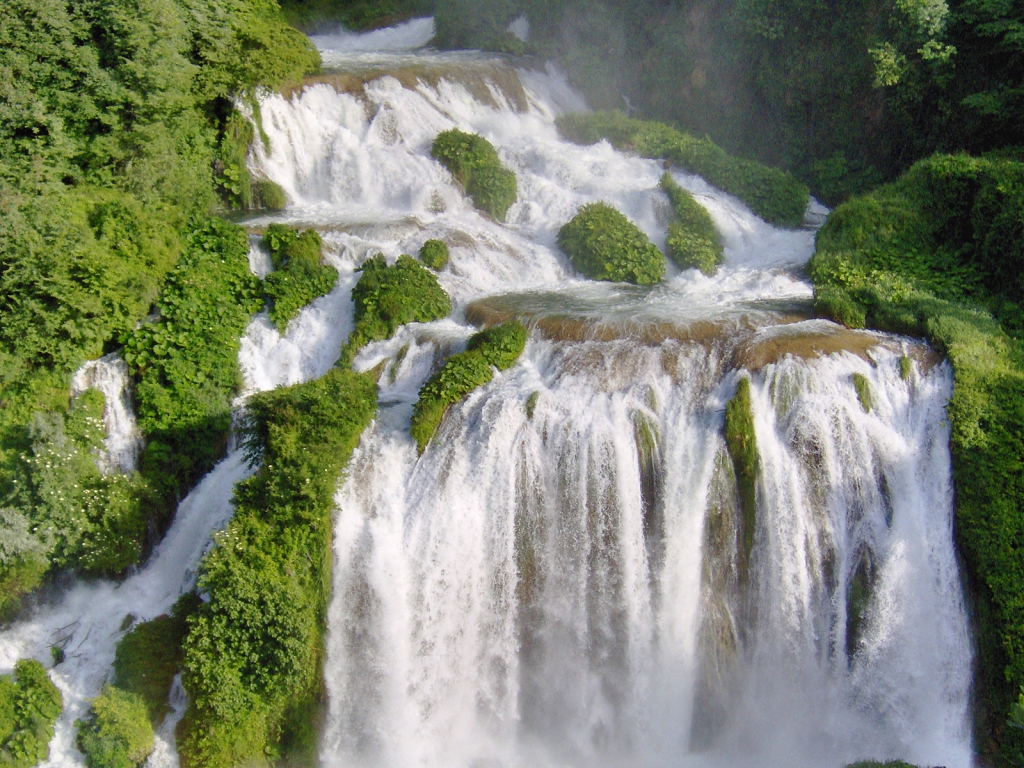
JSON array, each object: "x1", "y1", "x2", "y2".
[
  {"x1": 418, "y1": 239, "x2": 450, "y2": 271},
  {"x1": 0, "y1": 660, "x2": 62, "y2": 768},
  {"x1": 724, "y1": 376, "x2": 758, "y2": 576},
  {"x1": 179, "y1": 368, "x2": 377, "y2": 768},
  {"x1": 659, "y1": 173, "x2": 722, "y2": 275},
  {"x1": 279, "y1": 0, "x2": 433, "y2": 33},
  {"x1": 557, "y1": 202, "x2": 665, "y2": 285},
  {"x1": 807, "y1": 153, "x2": 1024, "y2": 759},
  {"x1": 339, "y1": 254, "x2": 451, "y2": 367},
  {"x1": 559, "y1": 112, "x2": 809, "y2": 228},
  {"x1": 76, "y1": 687, "x2": 154, "y2": 768},
  {"x1": 410, "y1": 321, "x2": 527, "y2": 452},
  {"x1": 262, "y1": 225, "x2": 338, "y2": 332},
  {"x1": 430, "y1": 130, "x2": 518, "y2": 221}
]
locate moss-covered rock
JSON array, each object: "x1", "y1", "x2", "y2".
[
  {"x1": 558, "y1": 111, "x2": 809, "y2": 228},
  {"x1": 0, "y1": 660, "x2": 62, "y2": 768},
  {"x1": 253, "y1": 180, "x2": 287, "y2": 211},
  {"x1": 262, "y1": 225, "x2": 338, "y2": 332},
  {"x1": 418, "y1": 239, "x2": 449, "y2": 271},
  {"x1": 431, "y1": 129, "x2": 518, "y2": 221},
  {"x1": 660, "y1": 173, "x2": 723, "y2": 275},
  {"x1": 340, "y1": 254, "x2": 452, "y2": 368},
  {"x1": 76, "y1": 687, "x2": 154, "y2": 768},
  {"x1": 410, "y1": 321, "x2": 527, "y2": 452},
  {"x1": 852, "y1": 373, "x2": 873, "y2": 412},
  {"x1": 724, "y1": 376, "x2": 759, "y2": 574},
  {"x1": 557, "y1": 202, "x2": 665, "y2": 285}
]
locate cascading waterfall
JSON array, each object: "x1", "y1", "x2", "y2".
[
  {"x1": 0, "y1": 17, "x2": 971, "y2": 768},
  {"x1": 69, "y1": 354, "x2": 142, "y2": 475}
]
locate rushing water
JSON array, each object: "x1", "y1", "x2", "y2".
[{"x1": 0, "y1": 17, "x2": 970, "y2": 768}]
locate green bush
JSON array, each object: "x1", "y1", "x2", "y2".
[
  {"x1": 0, "y1": 660, "x2": 62, "y2": 768},
  {"x1": 660, "y1": 173, "x2": 723, "y2": 275},
  {"x1": 807, "y1": 153, "x2": 1024, "y2": 757},
  {"x1": 418, "y1": 239, "x2": 450, "y2": 271},
  {"x1": 253, "y1": 180, "x2": 287, "y2": 211},
  {"x1": 179, "y1": 369, "x2": 378, "y2": 768},
  {"x1": 339, "y1": 255, "x2": 452, "y2": 367},
  {"x1": 76, "y1": 687, "x2": 154, "y2": 768},
  {"x1": 557, "y1": 202, "x2": 665, "y2": 285},
  {"x1": 724, "y1": 376, "x2": 758, "y2": 575},
  {"x1": 431, "y1": 130, "x2": 518, "y2": 221},
  {"x1": 410, "y1": 321, "x2": 527, "y2": 452},
  {"x1": 557, "y1": 111, "x2": 809, "y2": 228},
  {"x1": 261, "y1": 227, "x2": 338, "y2": 332}
]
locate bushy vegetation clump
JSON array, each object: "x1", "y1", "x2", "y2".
[
  {"x1": 557, "y1": 202, "x2": 665, "y2": 285},
  {"x1": 807, "y1": 152, "x2": 1024, "y2": 755},
  {"x1": 410, "y1": 321, "x2": 527, "y2": 452},
  {"x1": 724, "y1": 376, "x2": 758, "y2": 574},
  {"x1": 279, "y1": 0, "x2": 433, "y2": 32},
  {"x1": 261, "y1": 225, "x2": 338, "y2": 332},
  {"x1": 659, "y1": 173, "x2": 723, "y2": 275},
  {"x1": 339, "y1": 255, "x2": 452, "y2": 367},
  {"x1": 122, "y1": 218, "x2": 262, "y2": 519},
  {"x1": 431, "y1": 130, "x2": 518, "y2": 221},
  {"x1": 419, "y1": 240, "x2": 450, "y2": 271},
  {"x1": 76, "y1": 687, "x2": 154, "y2": 768},
  {"x1": 179, "y1": 369, "x2": 378, "y2": 768},
  {"x1": 0, "y1": 660, "x2": 62, "y2": 768},
  {"x1": 558, "y1": 112, "x2": 809, "y2": 228}
]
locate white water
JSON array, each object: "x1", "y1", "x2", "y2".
[
  {"x1": 69, "y1": 354, "x2": 141, "y2": 475},
  {"x1": 0, "y1": 18, "x2": 971, "y2": 768}
]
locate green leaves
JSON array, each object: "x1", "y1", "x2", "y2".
[
  {"x1": 0, "y1": 660, "x2": 62, "y2": 768},
  {"x1": 76, "y1": 687, "x2": 154, "y2": 768},
  {"x1": 660, "y1": 173, "x2": 723, "y2": 275},
  {"x1": 430, "y1": 129, "x2": 518, "y2": 221},
  {"x1": 557, "y1": 202, "x2": 666, "y2": 285},
  {"x1": 261, "y1": 227, "x2": 337, "y2": 332}
]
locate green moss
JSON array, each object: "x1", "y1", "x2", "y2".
[
  {"x1": 899, "y1": 356, "x2": 914, "y2": 380},
  {"x1": 113, "y1": 595, "x2": 200, "y2": 725},
  {"x1": 410, "y1": 321, "x2": 527, "y2": 452},
  {"x1": 845, "y1": 762, "x2": 919, "y2": 768},
  {"x1": 660, "y1": 173, "x2": 723, "y2": 275},
  {"x1": 557, "y1": 202, "x2": 666, "y2": 285},
  {"x1": 253, "y1": 180, "x2": 287, "y2": 211},
  {"x1": 558, "y1": 111, "x2": 809, "y2": 228},
  {"x1": 431, "y1": 130, "x2": 518, "y2": 221},
  {"x1": 852, "y1": 373, "x2": 873, "y2": 413},
  {"x1": 807, "y1": 152, "x2": 1024, "y2": 759},
  {"x1": 418, "y1": 239, "x2": 450, "y2": 271},
  {"x1": 76, "y1": 687, "x2": 154, "y2": 768},
  {"x1": 814, "y1": 285, "x2": 867, "y2": 329},
  {"x1": 0, "y1": 660, "x2": 62, "y2": 768},
  {"x1": 846, "y1": 553, "x2": 873, "y2": 654},
  {"x1": 262, "y1": 226, "x2": 338, "y2": 332},
  {"x1": 525, "y1": 391, "x2": 540, "y2": 420},
  {"x1": 179, "y1": 369, "x2": 378, "y2": 768},
  {"x1": 339, "y1": 254, "x2": 452, "y2": 368},
  {"x1": 724, "y1": 377, "x2": 759, "y2": 571}
]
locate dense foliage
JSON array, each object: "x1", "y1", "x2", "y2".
[
  {"x1": 122, "y1": 218, "x2": 262, "y2": 514},
  {"x1": 418, "y1": 239, "x2": 450, "y2": 271},
  {"x1": 262, "y1": 225, "x2": 338, "y2": 332},
  {"x1": 278, "y1": 0, "x2": 432, "y2": 32},
  {"x1": 430, "y1": 129, "x2": 518, "y2": 221},
  {"x1": 0, "y1": 660, "x2": 62, "y2": 768},
  {"x1": 339, "y1": 254, "x2": 452, "y2": 367},
  {"x1": 659, "y1": 173, "x2": 723, "y2": 275},
  {"x1": 410, "y1": 321, "x2": 527, "y2": 452},
  {"x1": 76, "y1": 687, "x2": 154, "y2": 768},
  {"x1": 807, "y1": 153, "x2": 1024, "y2": 759},
  {"x1": 559, "y1": 111, "x2": 809, "y2": 227},
  {"x1": 557, "y1": 202, "x2": 665, "y2": 285},
  {"x1": 179, "y1": 368, "x2": 377, "y2": 768}
]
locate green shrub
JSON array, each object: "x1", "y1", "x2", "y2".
[
  {"x1": 261, "y1": 227, "x2": 337, "y2": 332},
  {"x1": 76, "y1": 687, "x2": 154, "y2": 768},
  {"x1": 807, "y1": 153, "x2": 1024, "y2": 757},
  {"x1": 0, "y1": 660, "x2": 62, "y2": 768},
  {"x1": 660, "y1": 173, "x2": 723, "y2": 275},
  {"x1": 557, "y1": 202, "x2": 665, "y2": 285},
  {"x1": 418, "y1": 239, "x2": 450, "y2": 271},
  {"x1": 122, "y1": 218, "x2": 263, "y2": 517},
  {"x1": 557, "y1": 111, "x2": 809, "y2": 228},
  {"x1": 253, "y1": 180, "x2": 287, "y2": 211},
  {"x1": 179, "y1": 369, "x2": 378, "y2": 768},
  {"x1": 339, "y1": 255, "x2": 452, "y2": 367},
  {"x1": 724, "y1": 377, "x2": 758, "y2": 574},
  {"x1": 113, "y1": 595, "x2": 201, "y2": 725},
  {"x1": 431, "y1": 130, "x2": 518, "y2": 221},
  {"x1": 410, "y1": 321, "x2": 527, "y2": 452}
]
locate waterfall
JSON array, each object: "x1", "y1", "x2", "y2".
[
  {"x1": 69, "y1": 354, "x2": 141, "y2": 475},
  {"x1": 0, "y1": 18, "x2": 972, "y2": 768}
]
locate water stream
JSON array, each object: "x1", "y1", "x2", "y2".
[{"x1": 0, "y1": 18, "x2": 971, "y2": 768}]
